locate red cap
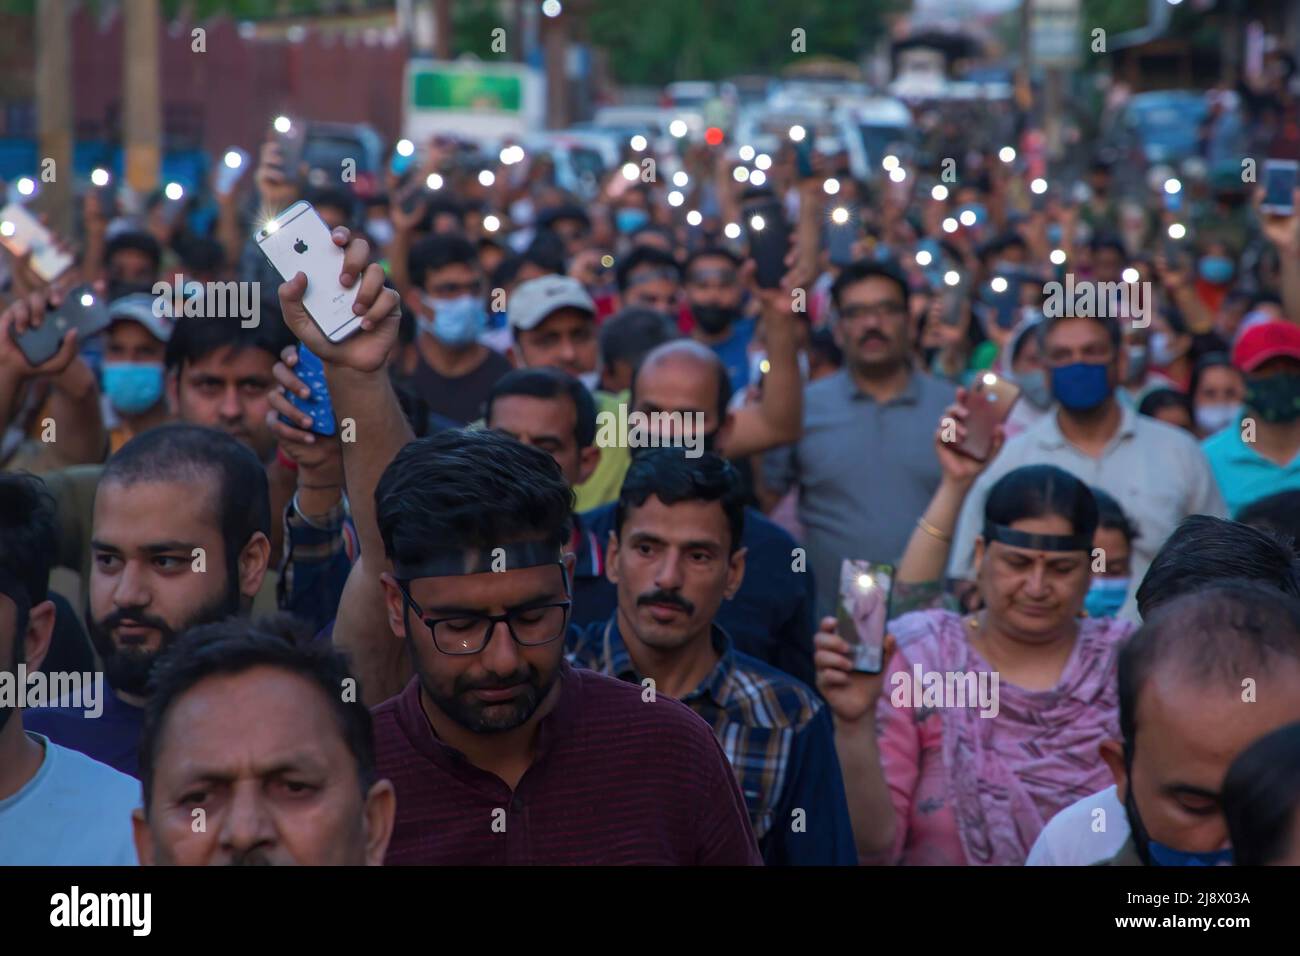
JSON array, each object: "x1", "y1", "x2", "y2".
[{"x1": 1233, "y1": 320, "x2": 1300, "y2": 373}]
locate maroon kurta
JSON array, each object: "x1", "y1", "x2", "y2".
[{"x1": 373, "y1": 662, "x2": 762, "y2": 865}]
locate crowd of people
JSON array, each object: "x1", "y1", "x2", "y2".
[{"x1": 3, "y1": 83, "x2": 1300, "y2": 866}]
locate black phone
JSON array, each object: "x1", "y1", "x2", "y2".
[
  {"x1": 794, "y1": 127, "x2": 816, "y2": 179},
  {"x1": 10, "y1": 287, "x2": 112, "y2": 367},
  {"x1": 826, "y1": 214, "x2": 857, "y2": 267},
  {"x1": 272, "y1": 118, "x2": 305, "y2": 183},
  {"x1": 745, "y1": 200, "x2": 791, "y2": 289}
]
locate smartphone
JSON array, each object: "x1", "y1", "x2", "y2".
[
  {"x1": 214, "y1": 147, "x2": 249, "y2": 196},
  {"x1": 794, "y1": 127, "x2": 816, "y2": 179},
  {"x1": 256, "y1": 201, "x2": 362, "y2": 343},
  {"x1": 273, "y1": 119, "x2": 305, "y2": 183},
  {"x1": 957, "y1": 371, "x2": 1020, "y2": 461},
  {"x1": 1262, "y1": 159, "x2": 1298, "y2": 215},
  {"x1": 836, "y1": 560, "x2": 893, "y2": 674},
  {"x1": 10, "y1": 286, "x2": 111, "y2": 367},
  {"x1": 826, "y1": 215, "x2": 857, "y2": 267},
  {"x1": 0, "y1": 204, "x2": 75, "y2": 282},
  {"x1": 281, "y1": 343, "x2": 336, "y2": 437},
  {"x1": 940, "y1": 279, "x2": 965, "y2": 327},
  {"x1": 744, "y1": 200, "x2": 791, "y2": 290}
]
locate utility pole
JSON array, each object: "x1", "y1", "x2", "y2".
[
  {"x1": 35, "y1": 0, "x2": 73, "y2": 236},
  {"x1": 124, "y1": 0, "x2": 162, "y2": 200}
]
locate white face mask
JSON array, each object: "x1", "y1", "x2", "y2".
[
  {"x1": 366, "y1": 217, "x2": 395, "y2": 248},
  {"x1": 1195, "y1": 402, "x2": 1242, "y2": 435},
  {"x1": 578, "y1": 370, "x2": 601, "y2": 392},
  {"x1": 1149, "y1": 331, "x2": 1182, "y2": 367}
]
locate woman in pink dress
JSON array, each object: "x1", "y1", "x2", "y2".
[{"x1": 815, "y1": 391, "x2": 1134, "y2": 865}]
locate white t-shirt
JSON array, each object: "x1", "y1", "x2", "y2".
[
  {"x1": 0, "y1": 732, "x2": 140, "y2": 865},
  {"x1": 1026, "y1": 784, "x2": 1129, "y2": 865}
]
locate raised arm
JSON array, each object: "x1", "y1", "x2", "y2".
[{"x1": 276, "y1": 227, "x2": 413, "y2": 704}]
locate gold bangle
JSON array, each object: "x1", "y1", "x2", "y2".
[{"x1": 917, "y1": 516, "x2": 952, "y2": 543}]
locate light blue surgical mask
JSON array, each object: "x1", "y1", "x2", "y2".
[
  {"x1": 101, "y1": 361, "x2": 165, "y2": 415},
  {"x1": 1198, "y1": 255, "x2": 1235, "y2": 284},
  {"x1": 420, "y1": 293, "x2": 486, "y2": 347},
  {"x1": 615, "y1": 208, "x2": 650, "y2": 234},
  {"x1": 1011, "y1": 368, "x2": 1052, "y2": 410},
  {"x1": 1085, "y1": 576, "x2": 1129, "y2": 618}
]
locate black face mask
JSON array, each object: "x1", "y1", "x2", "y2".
[{"x1": 691, "y1": 304, "x2": 741, "y2": 335}]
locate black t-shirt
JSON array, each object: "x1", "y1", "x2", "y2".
[{"x1": 405, "y1": 346, "x2": 512, "y2": 425}]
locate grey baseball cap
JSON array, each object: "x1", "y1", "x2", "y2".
[
  {"x1": 507, "y1": 274, "x2": 596, "y2": 332},
  {"x1": 107, "y1": 292, "x2": 175, "y2": 343}
]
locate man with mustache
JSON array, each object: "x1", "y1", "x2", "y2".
[
  {"x1": 278, "y1": 226, "x2": 760, "y2": 864},
  {"x1": 25, "y1": 423, "x2": 272, "y2": 777},
  {"x1": 764, "y1": 260, "x2": 958, "y2": 615},
  {"x1": 132, "y1": 614, "x2": 395, "y2": 866},
  {"x1": 569, "y1": 449, "x2": 856, "y2": 865}
]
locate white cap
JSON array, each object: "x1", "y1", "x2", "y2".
[{"x1": 507, "y1": 275, "x2": 596, "y2": 332}]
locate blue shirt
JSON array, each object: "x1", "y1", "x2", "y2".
[
  {"x1": 709, "y1": 317, "x2": 756, "y2": 393},
  {"x1": 1202, "y1": 421, "x2": 1300, "y2": 516},
  {"x1": 568, "y1": 618, "x2": 857, "y2": 865},
  {"x1": 0, "y1": 733, "x2": 139, "y2": 865},
  {"x1": 578, "y1": 502, "x2": 817, "y2": 687},
  {"x1": 26, "y1": 688, "x2": 145, "y2": 779}
]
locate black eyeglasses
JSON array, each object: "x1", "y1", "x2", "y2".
[{"x1": 397, "y1": 564, "x2": 573, "y2": 656}]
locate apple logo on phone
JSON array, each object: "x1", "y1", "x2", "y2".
[{"x1": 293, "y1": 239, "x2": 308, "y2": 254}]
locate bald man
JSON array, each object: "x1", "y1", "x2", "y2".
[{"x1": 577, "y1": 340, "x2": 818, "y2": 686}]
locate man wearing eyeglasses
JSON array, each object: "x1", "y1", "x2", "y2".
[
  {"x1": 278, "y1": 227, "x2": 761, "y2": 865},
  {"x1": 764, "y1": 260, "x2": 957, "y2": 615}
]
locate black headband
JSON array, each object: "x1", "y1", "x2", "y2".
[
  {"x1": 393, "y1": 540, "x2": 563, "y2": 580},
  {"x1": 982, "y1": 522, "x2": 1092, "y2": 554}
]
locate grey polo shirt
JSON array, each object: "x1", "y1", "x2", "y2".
[
  {"x1": 766, "y1": 368, "x2": 956, "y2": 616},
  {"x1": 947, "y1": 401, "x2": 1227, "y2": 619}
]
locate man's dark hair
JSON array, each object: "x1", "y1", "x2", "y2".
[
  {"x1": 684, "y1": 245, "x2": 743, "y2": 277},
  {"x1": 139, "y1": 613, "x2": 376, "y2": 814},
  {"x1": 598, "y1": 308, "x2": 680, "y2": 376},
  {"x1": 1135, "y1": 515, "x2": 1300, "y2": 618},
  {"x1": 983, "y1": 464, "x2": 1099, "y2": 541},
  {"x1": 164, "y1": 314, "x2": 286, "y2": 373},
  {"x1": 490, "y1": 253, "x2": 525, "y2": 291},
  {"x1": 1237, "y1": 491, "x2": 1300, "y2": 552},
  {"x1": 1118, "y1": 582, "x2": 1300, "y2": 756},
  {"x1": 105, "y1": 230, "x2": 162, "y2": 275},
  {"x1": 101, "y1": 424, "x2": 271, "y2": 587},
  {"x1": 522, "y1": 230, "x2": 567, "y2": 276},
  {"x1": 485, "y1": 367, "x2": 597, "y2": 449},
  {"x1": 1222, "y1": 720, "x2": 1300, "y2": 865},
  {"x1": 1088, "y1": 233, "x2": 1127, "y2": 259},
  {"x1": 175, "y1": 236, "x2": 226, "y2": 276},
  {"x1": 1038, "y1": 310, "x2": 1123, "y2": 352},
  {"x1": 0, "y1": 472, "x2": 56, "y2": 636},
  {"x1": 536, "y1": 205, "x2": 591, "y2": 231},
  {"x1": 1091, "y1": 487, "x2": 1138, "y2": 546},
  {"x1": 615, "y1": 246, "x2": 682, "y2": 293},
  {"x1": 615, "y1": 449, "x2": 745, "y2": 553},
  {"x1": 375, "y1": 429, "x2": 573, "y2": 568},
  {"x1": 830, "y1": 260, "x2": 910, "y2": 315},
  {"x1": 631, "y1": 340, "x2": 732, "y2": 425},
  {"x1": 305, "y1": 186, "x2": 356, "y2": 223},
  {"x1": 1137, "y1": 386, "x2": 1192, "y2": 422},
  {"x1": 408, "y1": 234, "x2": 479, "y2": 290}
]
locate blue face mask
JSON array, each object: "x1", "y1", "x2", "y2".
[
  {"x1": 1198, "y1": 255, "x2": 1235, "y2": 284},
  {"x1": 615, "y1": 208, "x2": 650, "y2": 234},
  {"x1": 101, "y1": 361, "x2": 165, "y2": 415},
  {"x1": 1050, "y1": 362, "x2": 1112, "y2": 411},
  {"x1": 1084, "y1": 576, "x2": 1129, "y2": 618},
  {"x1": 420, "y1": 293, "x2": 486, "y2": 347},
  {"x1": 1123, "y1": 754, "x2": 1234, "y2": 866}
]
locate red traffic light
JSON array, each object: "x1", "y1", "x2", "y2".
[{"x1": 705, "y1": 126, "x2": 724, "y2": 146}]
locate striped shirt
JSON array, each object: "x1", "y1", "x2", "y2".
[
  {"x1": 568, "y1": 618, "x2": 858, "y2": 865},
  {"x1": 372, "y1": 659, "x2": 762, "y2": 865}
]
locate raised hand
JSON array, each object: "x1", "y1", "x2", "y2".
[{"x1": 814, "y1": 617, "x2": 896, "y2": 724}]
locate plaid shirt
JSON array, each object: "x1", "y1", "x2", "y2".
[{"x1": 567, "y1": 617, "x2": 857, "y2": 865}]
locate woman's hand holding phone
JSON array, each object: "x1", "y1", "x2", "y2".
[
  {"x1": 813, "y1": 618, "x2": 896, "y2": 725},
  {"x1": 276, "y1": 227, "x2": 400, "y2": 375},
  {"x1": 935, "y1": 387, "x2": 1004, "y2": 487}
]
